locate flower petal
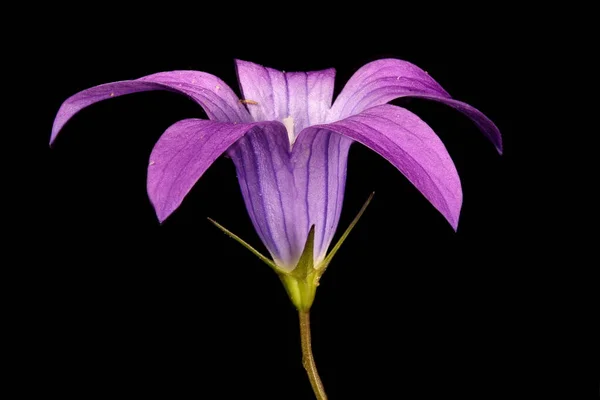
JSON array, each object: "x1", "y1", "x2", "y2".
[
  {"x1": 290, "y1": 128, "x2": 353, "y2": 263},
  {"x1": 51, "y1": 71, "x2": 252, "y2": 145},
  {"x1": 329, "y1": 59, "x2": 502, "y2": 153},
  {"x1": 235, "y1": 59, "x2": 336, "y2": 138},
  {"x1": 306, "y1": 104, "x2": 462, "y2": 230},
  {"x1": 147, "y1": 118, "x2": 282, "y2": 223},
  {"x1": 228, "y1": 123, "x2": 352, "y2": 270}
]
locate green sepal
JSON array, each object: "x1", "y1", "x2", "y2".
[
  {"x1": 291, "y1": 225, "x2": 315, "y2": 279},
  {"x1": 316, "y1": 192, "x2": 374, "y2": 275},
  {"x1": 208, "y1": 192, "x2": 374, "y2": 312},
  {"x1": 280, "y1": 226, "x2": 319, "y2": 311},
  {"x1": 207, "y1": 217, "x2": 287, "y2": 275}
]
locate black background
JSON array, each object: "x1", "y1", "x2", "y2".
[{"x1": 16, "y1": 7, "x2": 562, "y2": 399}]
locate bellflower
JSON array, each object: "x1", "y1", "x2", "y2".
[{"x1": 51, "y1": 59, "x2": 500, "y2": 399}]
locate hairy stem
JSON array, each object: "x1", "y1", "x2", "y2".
[{"x1": 299, "y1": 311, "x2": 327, "y2": 400}]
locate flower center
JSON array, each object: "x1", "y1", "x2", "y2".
[{"x1": 283, "y1": 116, "x2": 295, "y2": 147}]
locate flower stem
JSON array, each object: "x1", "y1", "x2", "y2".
[{"x1": 299, "y1": 311, "x2": 327, "y2": 400}]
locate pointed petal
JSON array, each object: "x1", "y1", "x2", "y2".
[
  {"x1": 51, "y1": 70, "x2": 252, "y2": 145},
  {"x1": 227, "y1": 123, "x2": 352, "y2": 270},
  {"x1": 235, "y1": 59, "x2": 336, "y2": 137},
  {"x1": 306, "y1": 104, "x2": 462, "y2": 230},
  {"x1": 147, "y1": 118, "x2": 283, "y2": 223},
  {"x1": 329, "y1": 59, "x2": 502, "y2": 153}
]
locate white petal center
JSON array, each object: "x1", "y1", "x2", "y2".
[{"x1": 283, "y1": 116, "x2": 295, "y2": 147}]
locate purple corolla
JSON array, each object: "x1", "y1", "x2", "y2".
[{"x1": 51, "y1": 59, "x2": 500, "y2": 274}]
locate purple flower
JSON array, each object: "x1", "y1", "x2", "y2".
[{"x1": 51, "y1": 59, "x2": 501, "y2": 273}]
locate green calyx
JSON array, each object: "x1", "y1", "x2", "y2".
[
  {"x1": 279, "y1": 226, "x2": 319, "y2": 311},
  {"x1": 209, "y1": 192, "x2": 374, "y2": 311}
]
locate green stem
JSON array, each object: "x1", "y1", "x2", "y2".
[{"x1": 299, "y1": 311, "x2": 327, "y2": 400}]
